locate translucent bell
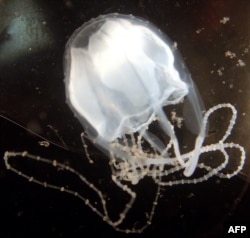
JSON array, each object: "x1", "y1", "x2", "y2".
[{"x1": 64, "y1": 13, "x2": 206, "y2": 176}]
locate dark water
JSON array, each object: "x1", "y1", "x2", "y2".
[{"x1": 0, "y1": 0, "x2": 249, "y2": 237}]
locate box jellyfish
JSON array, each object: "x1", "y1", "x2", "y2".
[
  {"x1": 4, "y1": 13, "x2": 246, "y2": 233},
  {"x1": 64, "y1": 13, "x2": 208, "y2": 177}
]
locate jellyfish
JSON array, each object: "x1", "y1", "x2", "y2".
[
  {"x1": 3, "y1": 13, "x2": 246, "y2": 233},
  {"x1": 64, "y1": 13, "x2": 207, "y2": 178}
]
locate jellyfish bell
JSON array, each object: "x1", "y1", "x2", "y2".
[{"x1": 64, "y1": 13, "x2": 206, "y2": 177}]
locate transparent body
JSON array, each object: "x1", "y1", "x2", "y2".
[{"x1": 64, "y1": 13, "x2": 207, "y2": 177}]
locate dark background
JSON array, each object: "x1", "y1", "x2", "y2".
[{"x1": 0, "y1": 0, "x2": 250, "y2": 237}]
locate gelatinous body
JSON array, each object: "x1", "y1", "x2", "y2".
[
  {"x1": 64, "y1": 13, "x2": 206, "y2": 177},
  {"x1": 3, "y1": 13, "x2": 246, "y2": 233}
]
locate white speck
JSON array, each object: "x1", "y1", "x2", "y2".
[
  {"x1": 217, "y1": 67, "x2": 224, "y2": 76},
  {"x1": 243, "y1": 48, "x2": 249, "y2": 54},
  {"x1": 187, "y1": 193, "x2": 195, "y2": 198},
  {"x1": 236, "y1": 59, "x2": 246, "y2": 67},
  {"x1": 38, "y1": 141, "x2": 50, "y2": 147},
  {"x1": 229, "y1": 84, "x2": 234, "y2": 89},
  {"x1": 173, "y1": 42, "x2": 178, "y2": 50},
  {"x1": 196, "y1": 27, "x2": 205, "y2": 34},
  {"x1": 220, "y1": 17, "x2": 230, "y2": 24},
  {"x1": 225, "y1": 50, "x2": 236, "y2": 59}
]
